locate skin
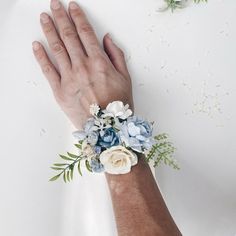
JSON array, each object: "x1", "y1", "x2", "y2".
[{"x1": 33, "y1": 0, "x2": 182, "y2": 235}]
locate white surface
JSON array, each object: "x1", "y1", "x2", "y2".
[{"x1": 0, "y1": 0, "x2": 236, "y2": 236}]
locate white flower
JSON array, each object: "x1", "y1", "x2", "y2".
[
  {"x1": 94, "y1": 117, "x2": 112, "y2": 136},
  {"x1": 102, "y1": 101, "x2": 132, "y2": 120},
  {"x1": 99, "y1": 145, "x2": 138, "y2": 174},
  {"x1": 81, "y1": 141, "x2": 96, "y2": 161},
  {"x1": 89, "y1": 103, "x2": 100, "y2": 116}
]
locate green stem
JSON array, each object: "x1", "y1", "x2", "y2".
[{"x1": 58, "y1": 155, "x2": 83, "y2": 176}]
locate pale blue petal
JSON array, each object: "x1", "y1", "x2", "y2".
[
  {"x1": 128, "y1": 122, "x2": 141, "y2": 136},
  {"x1": 72, "y1": 131, "x2": 86, "y2": 140}
]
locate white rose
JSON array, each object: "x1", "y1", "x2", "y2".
[
  {"x1": 102, "y1": 101, "x2": 132, "y2": 120},
  {"x1": 81, "y1": 141, "x2": 96, "y2": 161},
  {"x1": 99, "y1": 145, "x2": 138, "y2": 174}
]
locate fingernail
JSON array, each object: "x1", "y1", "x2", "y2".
[
  {"x1": 40, "y1": 13, "x2": 49, "y2": 23},
  {"x1": 51, "y1": 0, "x2": 61, "y2": 10},
  {"x1": 69, "y1": 2, "x2": 79, "y2": 9},
  {"x1": 32, "y1": 41, "x2": 40, "y2": 51},
  {"x1": 107, "y1": 33, "x2": 113, "y2": 42}
]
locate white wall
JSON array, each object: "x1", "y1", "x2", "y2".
[{"x1": 0, "y1": 0, "x2": 235, "y2": 235}]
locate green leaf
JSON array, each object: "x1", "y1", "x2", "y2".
[
  {"x1": 154, "y1": 133, "x2": 168, "y2": 141},
  {"x1": 67, "y1": 170, "x2": 70, "y2": 182},
  {"x1": 74, "y1": 143, "x2": 82, "y2": 149},
  {"x1": 85, "y1": 160, "x2": 92, "y2": 172},
  {"x1": 146, "y1": 133, "x2": 179, "y2": 171},
  {"x1": 50, "y1": 167, "x2": 65, "y2": 170},
  {"x1": 59, "y1": 154, "x2": 74, "y2": 161},
  {"x1": 77, "y1": 160, "x2": 82, "y2": 176},
  {"x1": 67, "y1": 152, "x2": 79, "y2": 159},
  {"x1": 49, "y1": 174, "x2": 61, "y2": 182},
  {"x1": 63, "y1": 171, "x2": 67, "y2": 183},
  {"x1": 54, "y1": 163, "x2": 68, "y2": 166},
  {"x1": 70, "y1": 166, "x2": 74, "y2": 180}
]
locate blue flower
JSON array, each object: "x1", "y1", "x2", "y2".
[
  {"x1": 90, "y1": 159, "x2": 104, "y2": 173},
  {"x1": 118, "y1": 116, "x2": 154, "y2": 152},
  {"x1": 98, "y1": 127, "x2": 120, "y2": 148},
  {"x1": 94, "y1": 145, "x2": 102, "y2": 154},
  {"x1": 73, "y1": 118, "x2": 99, "y2": 146},
  {"x1": 87, "y1": 131, "x2": 99, "y2": 146}
]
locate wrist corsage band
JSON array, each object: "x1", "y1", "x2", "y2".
[{"x1": 50, "y1": 101, "x2": 179, "y2": 182}]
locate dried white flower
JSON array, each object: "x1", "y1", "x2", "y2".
[{"x1": 89, "y1": 103, "x2": 100, "y2": 116}]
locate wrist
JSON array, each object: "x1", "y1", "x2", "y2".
[{"x1": 104, "y1": 154, "x2": 153, "y2": 193}]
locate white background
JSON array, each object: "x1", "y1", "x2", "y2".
[{"x1": 0, "y1": 0, "x2": 235, "y2": 235}]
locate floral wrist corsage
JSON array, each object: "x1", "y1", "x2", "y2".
[{"x1": 49, "y1": 101, "x2": 179, "y2": 182}]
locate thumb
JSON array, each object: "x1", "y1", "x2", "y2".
[{"x1": 103, "y1": 33, "x2": 130, "y2": 78}]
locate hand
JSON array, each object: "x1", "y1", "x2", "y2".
[{"x1": 32, "y1": 0, "x2": 134, "y2": 130}]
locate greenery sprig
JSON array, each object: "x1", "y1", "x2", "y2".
[
  {"x1": 165, "y1": 0, "x2": 208, "y2": 12},
  {"x1": 50, "y1": 133, "x2": 179, "y2": 182},
  {"x1": 49, "y1": 142, "x2": 93, "y2": 182},
  {"x1": 145, "y1": 133, "x2": 180, "y2": 170}
]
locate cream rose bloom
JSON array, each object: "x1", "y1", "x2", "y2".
[{"x1": 99, "y1": 145, "x2": 138, "y2": 174}]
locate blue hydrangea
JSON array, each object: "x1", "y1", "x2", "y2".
[
  {"x1": 87, "y1": 131, "x2": 99, "y2": 146},
  {"x1": 73, "y1": 118, "x2": 99, "y2": 146},
  {"x1": 98, "y1": 127, "x2": 120, "y2": 148},
  {"x1": 118, "y1": 116, "x2": 154, "y2": 152},
  {"x1": 90, "y1": 159, "x2": 104, "y2": 173}
]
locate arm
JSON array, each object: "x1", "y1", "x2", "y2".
[
  {"x1": 32, "y1": 1, "x2": 181, "y2": 235},
  {"x1": 105, "y1": 154, "x2": 181, "y2": 236}
]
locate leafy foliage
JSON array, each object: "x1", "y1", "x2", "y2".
[
  {"x1": 49, "y1": 144, "x2": 85, "y2": 182},
  {"x1": 49, "y1": 133, "x2": 180, "y2": 183},
  {"x1": 145, "y1": 133, "x2": 180, "y2": 170},
  {"x1": 165, "y1": 0, "x2": 207, "y2": 12}
]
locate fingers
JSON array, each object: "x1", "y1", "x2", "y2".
[
  {"x1": 50, "y1": 0, "x2": 86, "y2": 64},
  {"x1": 68, "y1": 1, "x2": 102, "y2": 57},
  {"x1": 103, "y1": 34, "x2": 130, "y2": 79},
  {"x1": 32, "y1": 41, "x2": 61, "y2": 93},
  {"x1": 40, "y1": 12, "x2": 71, "y2": 72}
]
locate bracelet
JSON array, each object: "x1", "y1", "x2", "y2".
[{"x1": 49, "y1": 101, "x2": 179, "y2": 182}]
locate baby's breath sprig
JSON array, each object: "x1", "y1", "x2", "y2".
[{"x1": 145, "y1": 133, "x2": 180, "y2": 170}]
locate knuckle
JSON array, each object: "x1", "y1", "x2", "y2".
[
  {"x1": 61, "y1": 27, "x2": 77, "y2": 40},
  {"x1": 79, "y1": 23, "x2": 94, "y2": 35},
  {"x1": 35, "y1": 49, "x2": 45, "y2": 60},
  {"x1": 72, "y1": 10, "x2": 83, "y2": 21},
  {"x1": 55, "y1": 10, "x2": 65, "y2": 19},
  {"x1": 43, "y1": 23, "x2": 53, "y2": 33},
  {"x1": 51, "y1": 41, "x2": 65, "y2": 55},
  {"x1": 42, "y1": 64, "x2": 53, "y2": 74}
]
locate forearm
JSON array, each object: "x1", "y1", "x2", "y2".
[{"x1": 105, "y1": 154, "x2": 181, "y2": 236}]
